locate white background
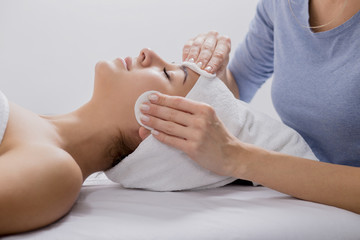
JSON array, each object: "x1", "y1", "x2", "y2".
[{"x1": 0, "y1": 0, "x2": 278, "y2": 119}]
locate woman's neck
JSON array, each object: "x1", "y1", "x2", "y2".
[
  {"x1": 309, "y1": 0, "x2": 360, "y2": 32},
  {"x1": 41, "y1": 101, "x2": 137, "y2": 180}
]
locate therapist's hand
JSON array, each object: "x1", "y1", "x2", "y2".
[
  {"x1": 182, "y1": 31, "x2": 231, "y2": 77},
  {"x1": 139, "y1": 92, "x2": 243, "y2": 177}
]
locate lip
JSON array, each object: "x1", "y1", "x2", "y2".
[
  {"x1": 124, "y1": 56, "x2": 132, "y2": 70},
  {"x1": 115, "y1": 57, "x2": 128, "y2": 70}
]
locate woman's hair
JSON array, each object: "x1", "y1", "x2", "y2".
[{"x1": 106, "y1": 130, "x2": 140, "y2": 170}]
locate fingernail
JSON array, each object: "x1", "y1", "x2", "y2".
[
  {"x1": 197, "y1": 62, "x2": 203, "y2": 68},
  {"x1": 151, "y1": 129, "x2": 159, "y2": 135},
  {"x1": 148, "y1": 94, "x2": 158, "y2": 102},
  {"x1": 205, "y1": 66, "x2": 212, "y2": 72},
  {"x1": 140, "y1": 115, "x2": 149, "y2": 122},
  {"x1": 188, "y1": 58, "x2": 194, "y2": 63},
  {"x1": 140, "y1": 104, "x2": 150, "y2": 111}
]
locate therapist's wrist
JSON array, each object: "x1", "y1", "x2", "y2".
[
  {"x1": 225, "y1": 69, "x2": 239, "y2": 99},
  {"x1": 221, "y1": 140, "x2": 251, "y2": 178},
  {"x1": 228, "y1": 142, "x2": 272, "y2": 181}
]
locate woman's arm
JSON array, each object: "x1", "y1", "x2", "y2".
[{"x1": 140, "y1": 93, "x2": 360, "y2": 214}]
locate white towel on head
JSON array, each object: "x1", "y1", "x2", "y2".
[
  {"x1": 0, "y1": 90, "x2": 10, "y2": 145},
  {"x1": 105, "y1": 63, "x2": 318, "y2": 191}
]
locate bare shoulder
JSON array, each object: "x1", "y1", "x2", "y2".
[{"x1": 0, "y1": 144, "x2": 83, "y2": 235}]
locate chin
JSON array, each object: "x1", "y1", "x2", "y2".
[{"x1": 95, "y1": 60, "x2": 113, "y2": 75}]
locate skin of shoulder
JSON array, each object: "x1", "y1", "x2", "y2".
[{"x1": 0, "y1": 143, "x2": 83, "y2": 235}]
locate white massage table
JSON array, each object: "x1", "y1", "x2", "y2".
[{"x1": 4, "y1": 172, "x2": 360, "y2": 240}]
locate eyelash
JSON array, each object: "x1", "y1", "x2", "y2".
[{"x1": 163, "y1": 67, "x2": 170, "y2": 80}]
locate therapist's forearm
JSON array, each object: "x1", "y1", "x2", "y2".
[{"x1": 233, "y1": 143, "x2": 360, "y2": 214}]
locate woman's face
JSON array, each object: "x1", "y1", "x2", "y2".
[{"x1": 92, "y1": 48, "x2": 199, "y2": 130}]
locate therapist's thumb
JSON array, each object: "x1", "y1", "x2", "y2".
[{"x1": 139, "y1": 126, "x2": 151, "y2": 140}]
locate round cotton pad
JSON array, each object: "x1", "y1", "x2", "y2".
[{"x1": 134, "y1": 90, "x2": 160, "y2": 131}]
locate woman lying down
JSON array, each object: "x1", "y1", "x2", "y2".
[{"x1": 0, "y1": 48, "x2": 317, "y2": 235}]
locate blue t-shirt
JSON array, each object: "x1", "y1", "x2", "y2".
[{"x1": 229, "y1": 0, "x2": 360, "y2": 166}]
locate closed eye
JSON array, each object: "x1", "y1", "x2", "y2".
[{"x1": 163, "y1": 67, "x2": 170, "y2": 80}]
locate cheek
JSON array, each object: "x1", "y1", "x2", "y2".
[
  {"x1": 122, "y1": 72, "x2": 171, "y2": 111},
  {"x1": 134, "y1": 72, "x2": 171, "y2": 94},
  {"x1": 170, "y1": 71, "x2": 199, "y2": 97}
]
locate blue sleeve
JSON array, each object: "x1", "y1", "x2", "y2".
[{"x1": 228, "y1": 0, "x2": 275, "y2": 102}]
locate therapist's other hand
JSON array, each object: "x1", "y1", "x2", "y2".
[
  {"x1": 182, "y1": 31, "x2": 231, "y2": 76},
  {"x1": 140, "y1": 92, "x2": 241, "y2": 177}
]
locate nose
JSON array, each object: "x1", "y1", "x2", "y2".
[{"x1": 137, "y1": 48, "x2": 164, "y2": 67}]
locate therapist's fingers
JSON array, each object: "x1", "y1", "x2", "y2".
[
  {"x1": 141, "y1": 102, "x2": 193, "y2": 127},
  {"x1": 182, "y1": 38, "x2": 193, "y2": 62},
  {"x1": 205, "y1": 35, "x2": 231, "y2": 74},
  {"x1": 182, "y1": 31, "x2": 231, "y2": 74},
  {"x1": 149, "y1": 92, "x2": 203, "y2": 113},
  {"x1": 140, "y1": 113, "x2": 193, "y2": 141},
  {"x1": 183, "y1": 33, "x2": 206, "y2": 63},
  {"x1": 140, "y1": 93, "x2": 212, "y2": 137},
  {"x1": 196, "y1": 31, "x2": 219, "y2": 70}
]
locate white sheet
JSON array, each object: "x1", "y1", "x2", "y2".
[{"x1": 4, "y1": 173, "x2": 360, "y2": 240}]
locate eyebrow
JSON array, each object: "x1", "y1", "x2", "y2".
[{"x1": 180, "y1": 65, "x2": 188, "y2": 84}]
